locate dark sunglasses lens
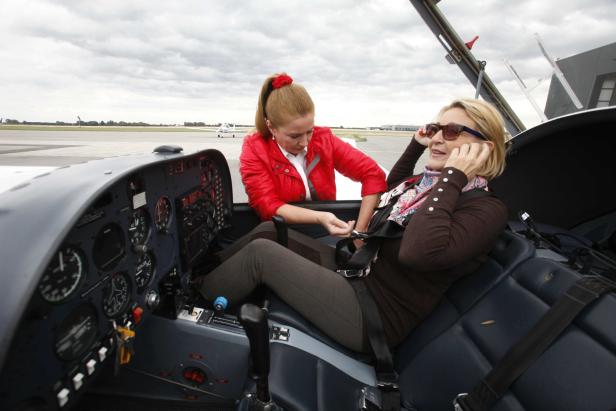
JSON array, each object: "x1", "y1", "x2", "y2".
[
  {"x1": 425, "y1": 124, "x2": 439, "y2": 137},
  {"x1": 442, "y1": 124, "x2": 464, "y2": 140}
]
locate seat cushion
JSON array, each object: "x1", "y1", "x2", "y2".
[
  {"x1": 267, "y1": 295, "x2": 371, "y2": 361},
  {"x1": 398, "y1": 258, "x2": 616, "y2": 411},
  {"x1": 395, "y1": 231, "x2": 535, "y2": 369}
]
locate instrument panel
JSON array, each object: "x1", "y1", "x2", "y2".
[{"x1": 0, "y1": 151, "x2": 232, "y2": 411}]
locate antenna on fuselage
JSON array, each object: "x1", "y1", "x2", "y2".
[
  {"x1": 504, "y1": 60, "x2": 548, "y2": 122},
  {"x1": 534, "y1": 33, "x2": 583, "y2": 110}
]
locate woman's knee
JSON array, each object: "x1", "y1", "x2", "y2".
[
  {"x1": 243, "y1": 238, "x2": 284, "y2": 260},
  {"x1": 251, "y1": 221, "x2": 277, "y2": 239}
]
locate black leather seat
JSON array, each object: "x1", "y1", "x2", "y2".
[
  {"x1": 267, "y1": 234, "x2": 616, "y2": 410},
  {"x1": 398, "y1": 257, "x2": 616, "y2": 410},
  {"x1": 395, "y1": 230, "x2": 535, "y2": 369}
]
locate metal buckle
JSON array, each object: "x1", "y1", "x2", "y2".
[
  {"x1": 336, "y1": 268, "x2": 366, "y2": 278},
  {"x1": 452, "y1": 393, "x2": 468, "y2": 411},
  {"x1": 359, "y1": 386, "x2": 381, "y2": 410},
  {"x1": 351, "y1": 230, "x2": 370, "y2": 240},
  {"x1": 376, "y1": 381, "x2": 399, "y2": 392}
]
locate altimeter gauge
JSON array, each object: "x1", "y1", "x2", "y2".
[
  {"x1": 128, "y1": 209, "x2": 151, "y2": 249},
  {"x1": 39, "y1": 246, "x2": 85, "y2": 303},
  {"x1": 135, "y1": 252, "x2": 155, "y2": 291}
]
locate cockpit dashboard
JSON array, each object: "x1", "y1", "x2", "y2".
[{"x1": 0, "y1": 148, "x2": 232, "y2": 410}]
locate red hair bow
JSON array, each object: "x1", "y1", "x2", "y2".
[{"x1": 272, "y1": 74, "x2": 293, "y2": 89}]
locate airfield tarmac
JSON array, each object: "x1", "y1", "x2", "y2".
[{"x1": 0, "y1": 129, "x2": 421, "y2": 202}]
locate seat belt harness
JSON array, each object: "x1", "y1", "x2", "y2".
[{"x1": 454, "y1": 274, "x2": 616, "y2": 411}]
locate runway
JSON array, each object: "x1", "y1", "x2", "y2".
[{"x1": 0, "y1": 129, "x2": 421, "y2": 201}]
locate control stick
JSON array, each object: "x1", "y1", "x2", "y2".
[{"x1": 238, "y1": 303, "x2": 271, "y2": 404}]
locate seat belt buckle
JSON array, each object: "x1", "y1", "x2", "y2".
[
  {"x1": 359, "y1": 386, "x2": 382, "y2": 410},
  {"x1": 336, "y1": 268, "x2": 368, "y2": 278},
  {"x1": 351, "y1": 230, "x2": 370, "y2": 240},
  {"x1": 376, "y1": 381, "x2": 399, "y2": 392},
  {"x1": 452, "y1": 393, "x2": 469, "y2": 411}
]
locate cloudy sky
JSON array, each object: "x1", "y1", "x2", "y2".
[{"x1": 1, "y1": 0, "x2": 614, "y2": 129}]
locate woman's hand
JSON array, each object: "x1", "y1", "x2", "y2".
[
  {"x1": 444, "y1": 142, "x2": 492, "y2": 180},
  {"x1": 414, "y1": 127, "x2": 431, "y2": 147},
  {"x1": 318, "y1": 212, "x2": 355, "y2": 237}
]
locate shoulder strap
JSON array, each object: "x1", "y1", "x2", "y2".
[
  {"x1": 350, "y1": 279, "x2": 400, "y2": 411},
  {"x1": 455, "y1": 274, "x2": 616, "y2": 411}
]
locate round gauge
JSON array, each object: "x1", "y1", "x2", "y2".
[
  {"x1": 135, "y1": 252, "x2": 156, "y2": 291},
  {"x1": 128, "y1": 209, "x2": 151, "y2": 248},
  {"x1": 154, "y1": 196, "x2": 172, "y2": 232},
  {"x1": 39, "y1": 246, "x2": 85, "y2": 303},
  {"x1": 55, "y1": 304, "x2": 98, "y2": 361},
  {"x1": 102, "y1": 272, "x2": 131, "y2": 317},
  {"x1": 93, "y1": 223, "x2": 126, "y2": 271}
]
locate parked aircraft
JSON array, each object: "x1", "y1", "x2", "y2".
[{"x1": 217, "y1": 123, "x2": 237, "y2": 138}]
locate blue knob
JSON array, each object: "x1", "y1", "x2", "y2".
[{"x1": 213, "y1": 296, "x2": 228, "y2": 311}]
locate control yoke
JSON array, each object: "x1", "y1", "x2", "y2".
[{"x1": 238, "y1": 304, "x2": 271, "y2": 403}]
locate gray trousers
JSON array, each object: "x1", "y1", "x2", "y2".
[
  {"x1": 200, "y1": 229, "x2": 368, "y2": 352},
  {"x1": 217, "y1": 221, "x2": 338, "y2": 269}
]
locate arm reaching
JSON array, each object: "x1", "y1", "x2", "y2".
[{"x1": 275, "y1": 204, "x2": 355, "y2": 237}]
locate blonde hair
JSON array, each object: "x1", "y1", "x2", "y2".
[
  {"x1": 438, "y1": 99, "x2": 507, "y2": 180},
  {"x1": 255, "y1": 73, "x2": 315, "y2": 139}
]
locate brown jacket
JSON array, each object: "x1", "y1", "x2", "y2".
[{"x1": 365, "y1": 139, "x2": 508, "y2": 346}]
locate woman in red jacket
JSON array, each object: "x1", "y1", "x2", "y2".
[
  {"x1": 228, "y1": 73, "x2": 387, "y2": 264},
  {"x1": 242, "y1": 73, "x2": 386, "y2": 226}
]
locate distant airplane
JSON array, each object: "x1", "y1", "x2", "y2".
[{"x1": 216, "y1": 123, "x2": 237, "y2": 138}]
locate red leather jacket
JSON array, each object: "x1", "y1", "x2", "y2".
[{"x1": 240, "y1": 126, "x2": 387, "y2": 221}]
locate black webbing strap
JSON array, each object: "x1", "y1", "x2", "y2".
[
  {"x1": 456, "y1": 275, "x2": 616, "y2": 411},
  {"x1": 350, "y1": 279, "x2": 400, "y2": 411},
  {"x1": 343, "y1": 188, "x2": 493, "y2": 272}
]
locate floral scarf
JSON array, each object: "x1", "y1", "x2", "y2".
[{"x1": 385, "y1": 168, "x2": 488, "y2": 227}]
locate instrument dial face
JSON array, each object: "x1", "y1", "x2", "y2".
[
  {"x1": 128, "y1": 209, "x2": 150, "y2": 248},
  {"x1": 102, "y1": 272, "x2": 131, "y2": 317},
  {"x1": 135, "y1": 252, "x2": 155, "y2": 291},
  {"x1": 154, "y1": 196, "x2": 172, "y2": 232},
  {"x1": 39, "y1": 246, "x2": 85, "y2": 303}
]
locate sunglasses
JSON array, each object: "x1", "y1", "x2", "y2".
[{"x1": 424, "y1": 123, "x2": 487, "y2": 141}]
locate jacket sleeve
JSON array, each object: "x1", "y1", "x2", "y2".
[
  {"x1": 387, "y1": 138, "x2": 427, "y2": 188},
  {"x1": 398, "y1": 167, "x2": 508, "y2": 272},
  {"x1": 239, "y1": 138, "x2": 286, "y2": 221},
  {"x1": 330, "y1": 131, "x2": 387, "y2": 196}
]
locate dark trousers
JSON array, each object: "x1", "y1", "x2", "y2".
[
  {"x1": 200, "y1": 224, "x2": 368, "y2": 352},
  {"x1": 217, "y1": 221, "x2": 338, "y2": 269}
]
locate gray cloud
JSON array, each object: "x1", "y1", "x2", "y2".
[{"x1": 0, "y1": 0, "x2": 613, "y2": 127}]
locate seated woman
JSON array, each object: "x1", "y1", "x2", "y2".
[
  {"x1": 226, "y1": 73, "x2": 387, "y2": 265},
  {"x1": 201, "y1": 98, "x2": 508, "y2": 352}
]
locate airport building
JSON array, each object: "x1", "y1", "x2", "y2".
[
  {"x1": 378, "y1": 124, "x2": 420, "y2": 131},
  {"x1": 544, "y1": 42, "x2": 616, "y2": 118}
]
